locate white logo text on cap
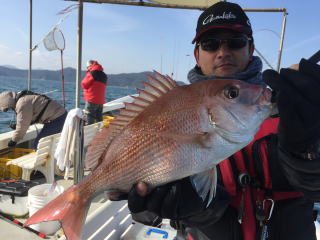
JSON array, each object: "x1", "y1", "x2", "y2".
[{"x1": 203, "y1": 12, "x2": 237, "y2": 25}]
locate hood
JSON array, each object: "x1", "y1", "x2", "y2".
[
  {"x1": 187, "y1": 56, "x2": 265, "y2": 87},
  {"x1": 0, "y1": 91, "x2": 17, "y2": 111},
  {"x1": 88, "y1": 61, "x2": 104, "y2": 72}
]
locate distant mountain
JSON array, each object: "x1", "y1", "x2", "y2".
[
  {"x1": 0, "y1": 66, "x2": 185, "y2": 88},
  {"x1": 2, "y1": 65, "x2": 18, "y2": 69}
]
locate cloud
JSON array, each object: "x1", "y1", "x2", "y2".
[
  {"x1": 16, "y1": 28, "x2": 29, "y2": 43},
  {"x1": 0, "y1": 45, "x2": 28, "y2": 69},
  {"x1": 84, "y1": 5, "x2": 139, "y2": 33},
  {"x1": 284, "y1": 34, "x2": 320, "y2": 52}
]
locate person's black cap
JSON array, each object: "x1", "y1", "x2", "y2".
[{"x1": 192, "y1": 2, "x2": 252, "y2": 44}]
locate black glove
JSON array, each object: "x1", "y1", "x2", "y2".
[
  {"x1": 127, "y1": 177, "x2": 230, "y2": 225},
  {"x1": 263, "y1": 59, "x2": 320, "y2": 200},
  {"x1": 263, "y1": 58, "x2": 320, "y2": 153},
  {"x1": 9, "y1": 123, "x2": 16, "y2": 130},
  {"x1": 128, "y1": 177, "x2": 204, "y2": 219},
  {"x1": 7, "y1": 140, "x2": 17, "y2": 147}
]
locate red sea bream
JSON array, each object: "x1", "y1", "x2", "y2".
[{"x1": 25, "y1": 72, "x2": 272, "y2": 240}]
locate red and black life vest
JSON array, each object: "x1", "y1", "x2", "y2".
[{"x1": 219, "y1": 118, "x2": 303, "y2": 240}]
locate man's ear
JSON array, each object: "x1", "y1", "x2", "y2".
[{"x1": 194, "y1": 47, "x2": 200, "y2": 67}]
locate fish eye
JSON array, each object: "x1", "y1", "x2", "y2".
[{"x1": 224, "y1": 85, "x2": 239, "y2": 99}]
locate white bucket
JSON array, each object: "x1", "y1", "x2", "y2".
[{"x1": 27, "y1": 183, "x2": 64, "y2": 235}]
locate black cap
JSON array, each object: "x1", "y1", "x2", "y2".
[{"x1": 192, "y1": 2, "x2": 252, "y2": 44}]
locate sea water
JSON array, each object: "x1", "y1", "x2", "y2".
[{"x1": 0, "y1": 76, "x2": 137, "y2": 133}]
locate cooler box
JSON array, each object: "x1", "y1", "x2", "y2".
[
  {"x1": 122, "y1": 221, "x2": 177, "y2": 240},
  {"x1": 0, "y1": 148, "x2": 35, "y2": 179},
  {"x1": 0, "y1": 179, "x2": 39, "y2": 216}
]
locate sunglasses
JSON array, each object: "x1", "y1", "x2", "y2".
[{"x1": 199, "y1": 36, "x2": 252, "y2": 51}]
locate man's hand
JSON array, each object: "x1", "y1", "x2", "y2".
[
  {"x1": 263, "y1": 58, "x2": 320, "y2": 153},
  {"x1": 128, "y1": 178, "x2": 205, "y2": 220},
  {"x1": 126, "y1": 177, "x2": 230, "y2": 224},
  {"x1": 7, "y1": 140, "x2": 17, "y2": 147},
  {"x1": 9, "y1": 123, "x2": 16, "y2": 130},
  {"x1": 263, "y1": 59, "x2": 320, "y2": 200}
]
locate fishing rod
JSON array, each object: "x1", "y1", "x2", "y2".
[
  {"x1": 0, "y1": 211, "x2": 46, "y2": 239},
  {"x1": 309, "y1": 50, "x2": 320, "y2": 63}
]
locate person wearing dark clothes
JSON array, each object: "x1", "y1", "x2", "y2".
[
  {"x1": 118, "y1": 2, "x2": 320, "y2": 240},
  {"x1": 81, "y1": 60, "x2": 107, "y2": 124},
  {"x1": 0, "y1": 90, "x2": 67, "y2": 149}
]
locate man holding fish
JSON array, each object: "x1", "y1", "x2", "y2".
[
  {"x1": 24, "y1": 2, "x2": 320, "y2": 240},
  {"x1": 126, "y1": 2, "x2": 320, "y2": 240}
]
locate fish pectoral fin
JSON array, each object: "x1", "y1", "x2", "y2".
[
  {"x1": 190, "y1": 167, "x2": 217, "y2": 207},
  {"x1": 106, "y1": 190, "x2": 128, "y2": 201},
  {"x1": 158, "y1": 131, "x2": 214, "y2": 148},
  {"x1": 193, "y1": 132, "x2": 215, "y2": 148}
]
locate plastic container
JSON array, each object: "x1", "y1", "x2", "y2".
[
  {"x1": 102, "y1": 115, "x2": 115, "y2": 128},
  {"x1": 0, "y1": 179, "x2": 39, "y2": 216},
  {"x1": 122, "y1": 222, "x2": 177, "y2": 240},
  {"x1": 28, "y1": 183, "x2": 64, "y2": 235},
  {"x1": 0, "y1": 148, "x2": 35, "y2": 179}
]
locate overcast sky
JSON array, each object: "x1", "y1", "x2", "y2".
[{"x1": 0, "y1": 0, "x2": 319, "y2": 83}]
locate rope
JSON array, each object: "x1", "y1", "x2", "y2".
[
  {"x1": 60, "y1": 50, "x2": 66, "y2": 108},
  {"x1": 31, "y1": 4, "x2": 79, "y2": 51}
]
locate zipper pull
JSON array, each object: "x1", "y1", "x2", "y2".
[
  {"x1": 238, "y1": 188, "x2": 245, "y2": 224},
  {"x1": 237, "y1": 172, "x2": 251, "y2": 224}
]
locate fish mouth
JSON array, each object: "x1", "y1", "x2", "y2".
[
  {"x1": 259, "y1": 88, "x2": 272, "y2": 106},
  {"x1": 214, "y1": 124, "x2": 253, "y2": 144},
  {"x1": 220, "y1": 105, "x2": 247, "y2": 129}
]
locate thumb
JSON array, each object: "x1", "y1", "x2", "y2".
[{"x1": 262, "y1": 69, "x2": 283, "y2": 91}]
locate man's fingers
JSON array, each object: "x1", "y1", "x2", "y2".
[
  {"x1": 280, "y1": 68, "x2": 320, "y2": 105},
  {"x1": 299, "y1": 58, "x2": 320, "y2": 80},
  {"x1": 128, "y1": 182, "x2": 149, "y2": 213},
  {"x1": 135, "y1": 182, "x2": 149, "y2": 197},
  {"x1": 288, "y1": 63, "x2": 299, "y2": 71},
  {"x1": 262, "y1": 69, "x2": 284, "y2": 91}
]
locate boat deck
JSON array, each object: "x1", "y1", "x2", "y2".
[{"x1": 0, "y1": 176, "x2": 131, "y2": 240}]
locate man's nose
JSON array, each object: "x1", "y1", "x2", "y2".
[{"x1": 216, "y1": 43, "x2": 232, "y2": 57}]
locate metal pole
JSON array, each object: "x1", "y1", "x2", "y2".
[
  {"x1": 65, "y1": 0, "x2": 286, "y2": 12},
  {"x1": 74, "y1": 119, "x2": 84, "y2": 183},
  {"x1": 75, "y1": 0, "x2": 83, "y2": 108},
  {"x1": 276, "y1": 10, "x2": 288, "y2": 71},
  {"x1": 74, "y1": 0, "x2": 84, "y2": 183},
  {"x1": 28, "y1": 0, "x2": 33, "y2": 90}
]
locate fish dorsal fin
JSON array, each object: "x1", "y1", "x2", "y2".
[
  {"x1": 108, "y1": 70, "x2": 178, "y2": 131},
  {"x1": 85, "y1": 71, "x2": 178, "y2": 170}
]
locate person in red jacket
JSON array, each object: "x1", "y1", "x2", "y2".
[{"x1": 81, "y1": 60, "x2": 108, "y2": 124}]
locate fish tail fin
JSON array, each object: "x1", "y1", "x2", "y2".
[{"x1": 25, "y1": 185, "x2": 90, "y2": 240}]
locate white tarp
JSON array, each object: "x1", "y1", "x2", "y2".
[
  {"x1": 68, "y1": 0, "x2": 223, "y2": 9},
  {"x1": 149, "y1": 0, "x2": 221, "y2": 8}
]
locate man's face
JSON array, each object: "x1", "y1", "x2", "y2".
[{"x1": 194, "y1": 30, "x2": 254, "y2": 76}]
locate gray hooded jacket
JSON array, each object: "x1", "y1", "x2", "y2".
[
  {"x1": 0, "y1": 91, "x2": 66, "y2": 142},
  {"x1": 187, "y1": 56, "x2": 265, "y2": 86}
]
